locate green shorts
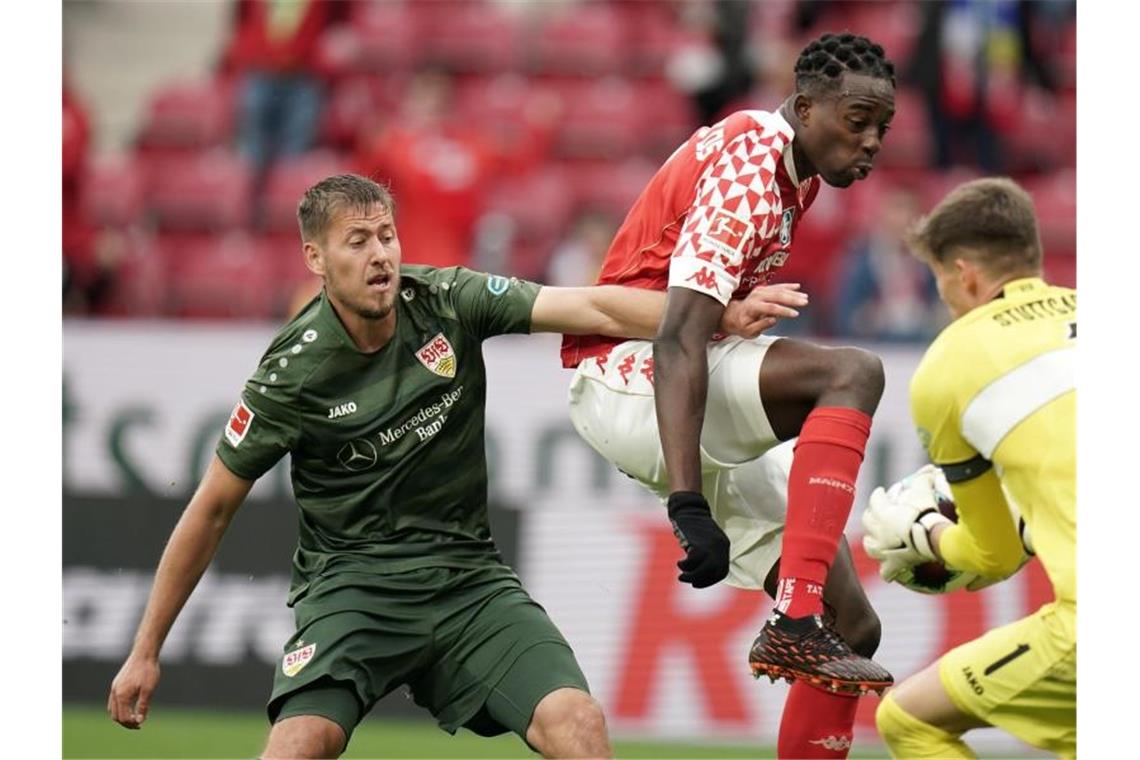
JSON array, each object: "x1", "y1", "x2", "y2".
[{"x1": 267, "y1": 564, "x2": 589, "y2": 741}]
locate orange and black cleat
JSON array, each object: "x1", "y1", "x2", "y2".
[{"x1": 748, "y1": 610, "x2": 893, "y2": 696}]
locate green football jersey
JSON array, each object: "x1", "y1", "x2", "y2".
[{"x1": 215, "y1": 266, "x2": 541, "y2": 603}]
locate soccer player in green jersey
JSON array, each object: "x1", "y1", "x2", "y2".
[{"x1": 106, "y1": 174, "x2": 799, "y2": 758}]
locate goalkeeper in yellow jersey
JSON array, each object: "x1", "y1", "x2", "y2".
[{"x1": 861, "y1": 178, "x2": 1075, "y2": 758}]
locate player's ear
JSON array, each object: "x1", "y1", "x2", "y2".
[
  {"x1": 954, "y1": 257, "x2": 981, "y2": 297},
  {"x1": 303, "y1": 241, "x2": 325, "y2": 277},
  {"x1": 793, "y1": 92, "x2": 814, "y2": 125}
]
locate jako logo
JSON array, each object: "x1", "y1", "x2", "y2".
[
  {"x1": 808, "y1": 476, "x2": 854, "y2": 495},
  {"x1": 327, "y1": 402, "x2": 358, "y2": 419},
  {"x1": 962, "y1": 666, "x2": 985, "y2": 695}
]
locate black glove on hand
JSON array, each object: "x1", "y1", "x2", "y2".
[{"x1": 667, "y1": 491, "x2": 730, "y2": 589}]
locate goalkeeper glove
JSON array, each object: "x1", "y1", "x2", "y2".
[
  {"x1": 667, "y1": 491, "x2": 730, "y2": 589},
  {"x1": 861, "y1": 465, "x2": 953, "y2": 581}
]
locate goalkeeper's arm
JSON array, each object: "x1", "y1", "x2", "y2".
[{"x1": 934, "y1": 468, "x2": 1025, "y2": 579}]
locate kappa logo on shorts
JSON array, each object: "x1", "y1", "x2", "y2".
[
  {"x1": 416, "y1": 333, "x2": 457, "y2": 378},
  {"x1": 224, "y1": 401, "x2": 254, "y2": 448},
  {"x1": 282, "y1": 642, "x2": 317, "y2": 677}
]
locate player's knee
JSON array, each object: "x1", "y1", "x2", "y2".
[
  {"x1": 831, "y1": 347, "x2": 885, "y2": 400},
  {"x1": 558, "y1": 692, "x2": 607, "y2": 738},
  {"x1": 530, "y1": 688, "x2": 608, "y2": 748},
  {"x1": 262, "y1": 715, "x2": 346, "y2": 759}
]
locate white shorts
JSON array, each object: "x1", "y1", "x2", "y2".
[{"x1": 568, "y1": 336, "x2": 793, "y2": 589}]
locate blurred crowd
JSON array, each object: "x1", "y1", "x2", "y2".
[{"x1": 62, "y1": 0, "x2": 1076, "y2": 341}]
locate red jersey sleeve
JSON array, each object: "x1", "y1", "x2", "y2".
[{"x1": 667, "y1": 129, "x2": 786, "y2": 305}]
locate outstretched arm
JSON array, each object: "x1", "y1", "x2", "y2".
[
  {"x1": 653, "y1": 287, "x2": 724, "y2": 492},
  {"x1": 107, "y1": 455, "x2": 253, "y2": 729},
  {"x1": 650, "y1": 287, "x2": 736, "y2": 589},
  {"x1": 531, "y1": 282, "x2": 806, "y2": 339}
]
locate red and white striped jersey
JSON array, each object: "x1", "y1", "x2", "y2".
[{"x1": 561, "y1": 109, "x2": 820, "y2": 368}]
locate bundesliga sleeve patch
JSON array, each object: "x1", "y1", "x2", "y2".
[
  {"x1": 224, "y1": 400, "x2": 254, "y2": 448},
  {"x1": 699, "y1": 207, "x2": 754, "y2": 260}
]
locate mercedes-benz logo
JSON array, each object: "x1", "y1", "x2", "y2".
[{"x1": 337, "y1": 439, "x2": 378, "y2": 471}]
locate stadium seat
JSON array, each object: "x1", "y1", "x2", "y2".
[
  {"x1": 420, "y1": 2, "x2": 525, "y2": 73},
  {"x1": 100, "y1": 230, "x2": 169, "y2": 318},
  {"x1": 917, "y1": 167, "x2": 984, "y2": 213},
  {"x1": 1007, "y1": 88, "x2": 1067, "y2": 173},
  {"x1": 619, "y1": 2, "x2": 705, "y2": 77},
  {"x1": 318, "y1": 1, "x2": 421, "y2": 76},
  {"x1": 840, "y1": 1, "x2": 920, "y2": 65},
  {"x1": 81, "y1": 154, "x2": 147, "y2": 230},
  {"x1": 1043, "y1": 254, "x2": 1076, "y2": 288},
  {"x1": 136, "y1": 79, "x2": 235, "y2": 151},
  {"x1": 148, "y1": 150, "x2": 253, "y2": 232},
  {"x1": 319, "y1": 75, "x2": 408, "y2": 150},
  {"x1": 1057, "y1": 21, "x2": 1076, "y2": 92},
  {"x1": 875, "y1": 88, "x2": 932, "y2": 172},
  {"x1": 553, "y1": 77, "x2": 641, "y2": 159},
  {"x1": 527, "y1": 4, "x2": 627, "y2": 75},
  {"x1": 635, "y1": 78, "x2": 699, "y2": 160},
  {"x1": 484, "y1": 166, "x2": 574, "y2": 246},
  {"x1": 260, "y1": 151, "x2": 354, "y2": 234},
  {"x1": 563, "y1": 158, "x2": 657, "y2": 217},
  {"x1": 1024, "y1": 169, "x2": 1076, "y2": 258},
  {"x1": 161, "y1": 232, "x2": 281, "y2": 319}
]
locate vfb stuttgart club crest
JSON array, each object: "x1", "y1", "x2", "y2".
[
  {"x1": 416, "y1": 333, "x2": 456, "y2": 378},
  {"x1": 282, "y1": 642, "x2": 316, "y2": 677}
]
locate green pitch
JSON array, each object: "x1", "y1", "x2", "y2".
[{"x1": 64, "y1": 705, "x2": 885, "y2": 759}]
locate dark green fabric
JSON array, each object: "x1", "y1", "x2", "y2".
[
  {"x1": 265, "y1": 566, "x2": 585, "y2": 737},
  {"x1": 271, "y1": 678, "x2": 361, "y2": 743},
  {"x1": 466, "y1": 641, "x2": 590, "y2": 738},
  {"x1": 214, "y1": 266, "x2": 542, "y2": 602}
]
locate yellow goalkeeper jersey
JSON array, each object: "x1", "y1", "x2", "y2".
[{"x1": 910, "y1": 277, "x2": 1075, "y2": 609}]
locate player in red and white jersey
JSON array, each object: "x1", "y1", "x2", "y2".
[
  {"x1": 561, "y1": 107, "x2": 820, "y2": 368},
  {"x1": 564, "y1": 33, "x2": 897, "y2": 758}
]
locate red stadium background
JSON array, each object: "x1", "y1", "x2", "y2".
[{"x1": 63, "y1": 1, "x2": 1075, "y2": 757}]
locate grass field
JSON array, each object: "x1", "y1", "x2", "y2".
[{"x1": 64, "y1": 706, "x2": 886, "y2": 759}]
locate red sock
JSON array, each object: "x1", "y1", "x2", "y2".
[
  {"x1": 778, "y1": 681, "x2": 859, "y2": 758},
  {"x1": 776, "y1": 407, "x2": 871, "y2": 619}
]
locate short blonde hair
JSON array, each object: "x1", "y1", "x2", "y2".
[
  {"x1": 907, "y1": 177, "x2": 1043, "y2": 276},
  {"x1": 297, "y1": 174, "x2": 396, "y2": 244}
]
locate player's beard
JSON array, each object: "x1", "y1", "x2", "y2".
[
  {"x1": 326, "y1": 271, "x2": 399, "y2": 322},
  {"x1": 354, "y1": 272, "x2": 400, "y2": 321}
]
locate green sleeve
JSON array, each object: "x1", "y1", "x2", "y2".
[
  {"x1": 215, "y1": 365, "x2": 301, "y2": 482},
  {"x1": 445, "y1": 267, "x2": 542, "y2": 341}
]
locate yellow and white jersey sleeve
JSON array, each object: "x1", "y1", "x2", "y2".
[{"x1": 910, "y1": 277, "x2": 1076, "y2": 607}]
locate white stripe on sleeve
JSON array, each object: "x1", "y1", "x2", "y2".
[{"x1": 960, "y1": 346, "x2": 1075, "y2": 458}]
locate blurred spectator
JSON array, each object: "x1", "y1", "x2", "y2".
[
  {"x1": 666, "y1": 0, "x2": 756, "y2": 126},
  {"x1": 905, "y1": 0, "x2": 1064, "y2": 172},
  {"x1": 831, "y1": 186, "x2": 944, "y2": 342},
  {"x1": 356, "y1": 70, "x2": 524, "y2": 270},
  {"x1": 221, "y1": 1, "x2": 346, "y2": 192},
  {"x1": 545, "y1": 212, "x2": 618, "y2": 287},
  {"x1": 63, "y1": 83, "x2": 105, "y2": 314}
]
